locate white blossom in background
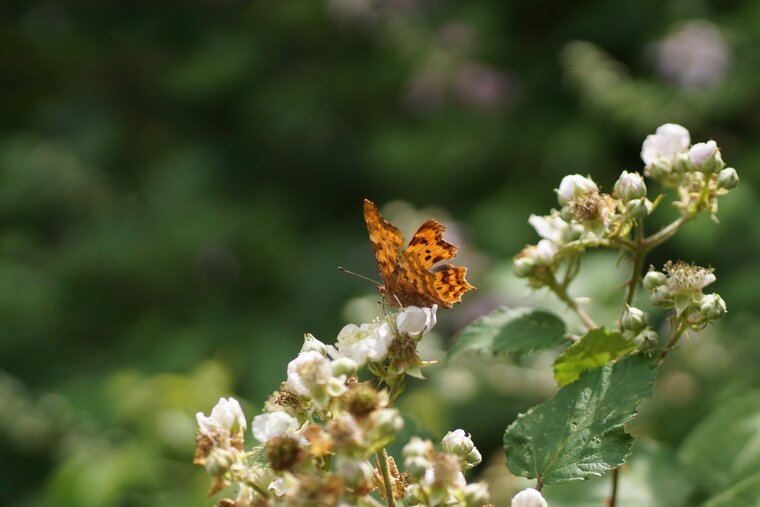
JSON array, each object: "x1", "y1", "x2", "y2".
[
  {"x1": 641, "y1": 123, "x2": 690, "y2": 167},
  {"x1": 251, "y1": 411, "x2": 300, "y2": 443},
  {"x1": 556, "y1": 174, "x2": 598, "y2": 206},
  {"x1": 196, "y1": 397, "x2": 247, "y2": 436},
  {"x1": 396, "y1": 305, "x2": 437, "y2": 336},
  {"x1": 655, "y1": 20, "x2": 731, "y2": 89},
  {"x1": 512, "y1": 487, "x2": 548, "y2": 507},
  {"x1": 330, "y1": 321, "x2": 393, "y2": 365}
]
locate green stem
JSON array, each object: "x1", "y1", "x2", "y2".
[
  {"x1": 546, "y1": 276, "x2": 598, "y2": 330},
  {"x1": 642, "y1": 216, "x2": 688, "y2": 253},
  {"x1": 376, "y1": 448, "x2": 397, "y2": 507}
]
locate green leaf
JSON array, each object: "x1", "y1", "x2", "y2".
[
  {"x1": 678, "y1": 390, "x2": 760, "y2": 495},
  {"x1": 702, "y1": 473, "x2": 760, "y2": 507},
  {"x1": 448, "y1": 307, "x2": 566, "y2": 360},
  {"x1": 542, "y1": 439, "x2": 694, "y2": 507},
  {"x1": 553, "y1": 328, "x2": 636, "y2": 387},
  {"x1": 504, "y1": 354, "x2": 656, "y2": 485}
]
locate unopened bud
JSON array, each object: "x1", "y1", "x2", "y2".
[
  {"x1": 300, "y1": 333, "x2": 328, "y2": 355},
  {"x1": 625, "y1": 198, "x2": 652, "y2": 219},
  {"x1": 331, "y1": 356, "x2": 358, "y2": 377},
  {"x1": 206, "y1": 448, "x2": 234, "y2": 477},
  {"x1": 463, "y1": 446, "x2": 482, "y2": 470},
  {"x1": 371, "y1": 408, "x2": 403, "y2": 439},
  {"x1": 511, "y1": 487, "x2": 547, "y2": 507},
  {"x1": 403, "y1": 437, "x2": 432, "y2": 459},
  {"x1": 621, "y1": 305, "x2": 648, "y2": 332},
  {"x1": 643, "y1": 269, "x2": 667, "y2": 290},
  {"x1": 614, "y1": 171, "x2": 647, "y2": 202},
  {"x1": 513, "y1": 255, "x2": 535, "y2": 278},
  {"x1": 441, "y1": 429, "x2": 474, "y2": 456},
  {"x1": 650, "y1": 285, "x2": 674, "y2": 309},
  {"x1": 717, "y1": 167, "x2": 739, "y2": 190},
  {"x1": 646, "y1": 158, "x2": 673, "y2": 181},
  {"x1": 463, "y1": 482, "x2": 490, "y2": 505},
  {"x1": 532, "y1": 239, "x2": 557, "y2": 266},
  {"x1": 404, "y1": 455, "x2": 430, "y2": 481},
  {"x1": 700, "y1": 293, "x2": 727, "y2": 320},
  {"x1": 633, "y1": 329, "x2": 658, "y2": 351},
  {"x1": 689, "y1": 140, "x2": 724, "y2": 173}
]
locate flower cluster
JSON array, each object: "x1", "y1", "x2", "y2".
[
  {"x1": 402, "y1": 433, "x2": 486, "y2": 506},
  {"x1": 194, "y1": 305, "x2": 491, "y2": 506},
  {"x1": 644, "y1": 261, "x2": 726, "y2": 329},
  {"x1": 513, "y1": 123, "x2": 738, "y2": 290}
]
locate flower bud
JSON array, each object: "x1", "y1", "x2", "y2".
[
  {"x1": 625, "y1": 198, "x2": 652, "y2": 219},
  {"x1": 463, "y1": 446, "x2": 482, "y2": 470},
  {"x1": 300, "y1": 333, "x2": 328, "y2": 356},
  {"x1": 405, "y1": 456, "x2": 431, "y2": 481},
  {"x1": 513, "y1": 255, "x2": 535, "y2": 278},
  {"x1": 643, "y1": 269, "x2": 667, "y2": 290},
  {"x1": 700, "y1": 293, "x2": 727, "y2": 320},
  {"x1": 370, "y1": 408, "x2": 403, "y2": 440},
  {"x1": 717, "y1": 167, "x2": 739, "y2": 190},
  {"x1": 331, "y1": 356, "x2": 358, "y2": 377},
  {"x1": 650, "y1": 285, "x2": 674, "y2": 309},
  {"x1": 441, "y1": 429, "x2": 474, "y2": 457},
  {"x1": 614, "y1": 171, "x2": 647, "y2": 202},
  {"x1": 556, "y1": 174, "x2": 598, "y2": 206},
  {"x1": 641, "y1": 123, "x2": 690, "y2": 166},
  {"x1": 196, "y1": 397, "x2": 247, "y2": 437},
  {"x1": 463, "y1": 482, "x2": 490, "y2": 505},
  {"x1": 621, "y1": 305, "x2": 648, "y2": 332},
  {"x1": 689, "y1": 140, "x2": 724, "y2": 173},
  {"x1": 511, "y1": 487, "x2": 548, "y2": 507},
  {"x1": 633, "y1": 329, "x2": 658, "y2": 351},
  {"x1": 646, "y1": 158, "x2": 673, "y2": 181},
  {"x1": 532, "y1": 239, "x2": 558, "y2": 266},
  {"x1": 335, "y1": 456, "x2": 374, "y2": 489},
  {"x1": 403, "y1": 437, "x2": 432, "y2": 459},
  {"x1": 206, "y1": 448, "x2": 234, "y2": 477}
]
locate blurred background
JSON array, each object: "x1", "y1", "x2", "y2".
[{"x1": 1, "y1": 1, "x2": 759, "y2": 506}]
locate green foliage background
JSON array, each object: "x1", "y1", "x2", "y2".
[{"x1": 1, "y1": 1, "x2": 759, "y2": 505}]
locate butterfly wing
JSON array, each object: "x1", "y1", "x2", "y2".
[
  {"x1": 363, "y1": 199, "x2": 404, "y2": 287},
  {"x1": 405, "y1": 219, "x2": 458, "y2": 270}
]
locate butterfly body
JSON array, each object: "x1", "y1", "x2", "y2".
[{"x1": 363, "y1": 199, "x2": 475, "y2": 308}]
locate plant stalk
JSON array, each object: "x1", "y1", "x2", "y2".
[
  {"x1": 546, "y1": 276, "x2": 598, "y2": 330},
  {"x1": 376, "y1": 448, "x2": 397, "y2": 507}
]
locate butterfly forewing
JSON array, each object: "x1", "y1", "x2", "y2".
[{"x1": 363, "y1": 199, "x2": 404, "y2": 285}]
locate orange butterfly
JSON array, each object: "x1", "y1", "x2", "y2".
[{"x1": 363, "y1": 199, "x2": 475, "y2": 308}]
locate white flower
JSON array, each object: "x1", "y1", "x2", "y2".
[
  {"x1": 252, "y1": 411, "x2": 299, "y2": 443},
  {"x1": 463, "y1": 482, "x2": 490, "y2": 505},
  {"x1": 528, "y1": 212, "x2": 583, "y2": 244},
  {"x1": 556, "y1": 174, "x2": 598, "y2": 206},
  {"x1": 441, "y1": 429, "x2": 474, "y2": 456},
  {"x1": 641, "y1": 123, "x2": 690, "y2": 166},
  {"x1": 287, "y1": 350, "x2": 347, "y2": 403},
  {"x1": 196, "y1": 397, "x2": 247, "y2": 436},
  {"x1": 397, "y1": 305, "x2": 437, "y2": 336},
  {"x1": 665, "y1": 261, "x2": 716, "y2": 294},
  {"x1": 331, "y1": 321, "x2": 393, "y2": 365},
  {"x1": 512, "y1": 487, "x2": 548, "y2": 507}
]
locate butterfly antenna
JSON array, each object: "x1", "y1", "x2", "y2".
[{"x1": 338, "y1": 266, "x2": 381, "y2": 286}]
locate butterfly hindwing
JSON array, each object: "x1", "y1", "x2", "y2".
[{"x1": 405, "y1": 219, "x2": 458, "y2": 270}]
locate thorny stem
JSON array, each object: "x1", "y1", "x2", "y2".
[
  {"x1": 610, "y1": 219, "x2": 644, "y2": 507},
  {"x1": 376, "y1": 447, "x2": 397, "y2": 507},
  {"x1": 546, "y1": 276, "x2": 598, "y2": 330},
  {"x1": 641, "y1": 216, "x2": 688, "y2": 252}
]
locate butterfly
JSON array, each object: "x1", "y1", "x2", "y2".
[{"x1": 363, "y1": 199, "x2": 475, "y2": 308}]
